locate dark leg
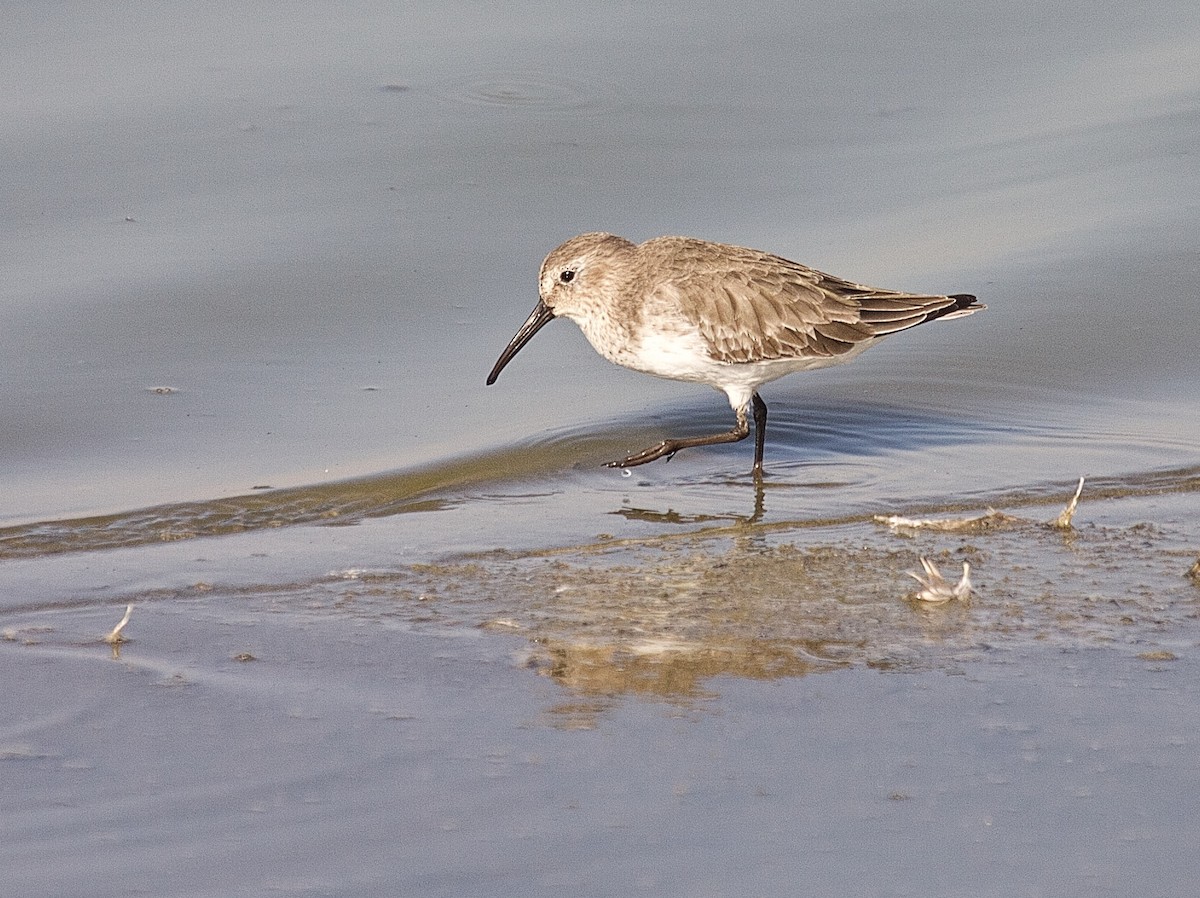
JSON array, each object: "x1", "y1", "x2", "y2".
[
  {"x1": 604, "y1": 406, "x2": 751, "y2": 469},
  {"x1": 751, "y1": 393, "x2": 767, "y2": 476}
]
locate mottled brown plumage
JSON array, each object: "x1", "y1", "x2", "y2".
[
  {"x1": 635, "y1": 236, "x2": 973, "y2": 365},
  {"x1": 488, "y1": 233, "x2": 983, "y2": 475}
]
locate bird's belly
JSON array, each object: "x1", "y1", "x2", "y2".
[
  {"x1": 588, "y1": 323, "x2": 879, "y2": 412},
  {"x1": 621, "y1": 327, "x2": 731, "y2": 383},
  {"x1": 624, "y1": 326, "x2": 873, "y2": 385}
]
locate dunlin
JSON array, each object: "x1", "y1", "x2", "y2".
[{"x1": 487, "y1": 233, "x2": 983, "y2": 475}]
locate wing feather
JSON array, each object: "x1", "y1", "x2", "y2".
[{"x1": 639, "y1": 238, "x2": 978, "y2": 364}]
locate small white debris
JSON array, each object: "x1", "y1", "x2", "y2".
[
  {"x1": 1053, "y1": 477, "x2": 1085, "y2": 529},
  {"x1": 875, "y1": 510, "x2": 1008, "y2": 533},
  {"x1": 104, "y1": 605, "x2": 134, "y2": 644},
  {"x1": 907, "y1": 558, "x2": 972, "y2": 604}
]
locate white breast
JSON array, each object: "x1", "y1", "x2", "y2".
[
  {"x1": 635, "y1": 322, "x2": 881, "y2": 412},
  {"x1": 574, "y1": 305, "x2": 880, "y2": 413}
]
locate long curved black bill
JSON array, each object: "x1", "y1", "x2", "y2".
[{"x1": 486, "y1": 300, "x2": 556, "y2": 385}]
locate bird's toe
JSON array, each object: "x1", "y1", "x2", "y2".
[{"x1": 604, "y1": 441, "x2": 674, "y2": 469}]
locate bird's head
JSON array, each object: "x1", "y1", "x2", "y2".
[{"x1": 487, "y1": 233, "x2": 635, "y2": 385}]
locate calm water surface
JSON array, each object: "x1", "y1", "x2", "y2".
[{"x1": 3, "y1": 1, "x2": 1199, "y2": 895}]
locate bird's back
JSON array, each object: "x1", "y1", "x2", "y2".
[{"x1": 634, "y1": 236, "x2": 981, "y2": 365}]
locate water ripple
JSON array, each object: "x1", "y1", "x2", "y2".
[
  {"x1": 2, "y1": 394, "x2": 1196, "y2": 562},
  {"x1": 433, "y1": 71, "x2": 623, "y2": 114}
]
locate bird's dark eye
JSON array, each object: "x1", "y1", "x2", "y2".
[{"x1": 559, "y1": 269, "x2": 575, "y2": 283}]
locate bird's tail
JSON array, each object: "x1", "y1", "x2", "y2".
[{"x1": 933, "y1": 293, "x2": 985, "y2": 321}]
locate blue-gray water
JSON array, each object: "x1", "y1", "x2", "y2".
[{"x1": 3, "y1": 2, "x2": 1199, "y2": 895}]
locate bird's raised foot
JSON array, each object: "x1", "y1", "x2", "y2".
[{"x1": 602, "y1": 440, "x2": 679, "y2": 469}]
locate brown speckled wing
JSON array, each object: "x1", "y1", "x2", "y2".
[{"x1": 645, "y1": 239, "x2": 967, "y2": 365}]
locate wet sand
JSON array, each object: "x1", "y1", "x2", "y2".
[
  {"x1": 4, "y1": 482, "x2": 1199, "y2": 896},
  {"x1": 4, "y1": 421, "x2": 1198, "y2": 898}
]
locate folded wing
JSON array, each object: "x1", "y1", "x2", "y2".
[{"x1": 653, "y1": 242, "x2": 979, "y2": 365}]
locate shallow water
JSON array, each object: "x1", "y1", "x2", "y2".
[{"x1": 4, "y1": 1, "x2": 1200, "y2": 895}]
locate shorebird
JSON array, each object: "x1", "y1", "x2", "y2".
[{"x1": 487, "y1": 233, "x2": 983, "y2": 475}]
